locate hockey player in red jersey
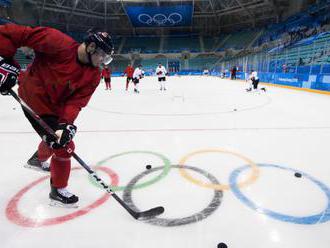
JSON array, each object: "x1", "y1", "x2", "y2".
[
  {"x1": 124, "y1": 63, "x2": 134, "y2": 91},
  {"x1": 0, "y1": 23, "x2": 114, "y2": 207},
  {"x1": 101, "y1": 64, "x2": 112, "y2": 90}
]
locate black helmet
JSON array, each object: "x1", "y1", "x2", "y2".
[
  {"x1": 85, "y1": 32, "x2": 114, "y2": 54},
  {"x1": 85, "y1": 31, "x2": 114, "y2": 64}
]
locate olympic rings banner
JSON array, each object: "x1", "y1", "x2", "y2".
[{"x1": 125, "y1": 5, "x2": 193, "y2": 27}]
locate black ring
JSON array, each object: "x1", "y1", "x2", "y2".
[{"x1": 123, "y1": 165, "x2": 223, "y2": 227}]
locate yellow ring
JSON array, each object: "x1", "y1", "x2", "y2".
[{"x1": 178, "y1": 148, "x2": 260, "y2": 190}]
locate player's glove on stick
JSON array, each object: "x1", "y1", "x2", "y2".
[
  {"x1": 43, "y1": 123, "x2": 77, "y2": 149},
  {"x1": 0, "y1": 56, "x2": 20, "y2": 95}
]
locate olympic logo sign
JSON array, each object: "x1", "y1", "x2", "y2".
[
  {"x1": 137, "y1": 13, "x2": 183, "y2": 26},
  {"x1": 5, "y1": 149, "x2": 330, "y2": 227}
]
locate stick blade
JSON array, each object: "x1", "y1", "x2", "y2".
[{"x1": 135, "y1": 206, "x2": 164, "y2": 220}]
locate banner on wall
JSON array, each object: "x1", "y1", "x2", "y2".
[{"x1": 125, "y1": 5, "x2": 193, "y2": 27}]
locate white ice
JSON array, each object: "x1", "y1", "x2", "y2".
[{"x1": 0, "y1": 76, "x2": 330, "y2": 248}]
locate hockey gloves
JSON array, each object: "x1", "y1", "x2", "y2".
[
  {"x1": 0, "y1": 56, "x2": 20, "y2": 95},
  {"x1": 43, "y1": 123, "x2": 77, "y2": 149}
]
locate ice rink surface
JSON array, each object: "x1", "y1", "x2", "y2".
[{"x1": 0, "y1": 76, "x2": 330, "y2": 248}]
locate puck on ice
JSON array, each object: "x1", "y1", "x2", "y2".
[
  {"x1": 233, "y1": 109, "x2": 237, "y2": 111},
  {"x1": 146, "y1": 165, "x2": 152, "y2": 170},
  {"x1": 217, "y1": 243, "x2": 228, "y2": 248},
  {"x1": 294, "y1": 172, "x2": 302, "y2": 178}
]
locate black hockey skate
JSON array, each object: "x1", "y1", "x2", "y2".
[
  {"x1": 24, "y1": 151, "x2": 50, "y2": 172},
  {"x1": 49, "y1": 185, "x2": 79, "y2": 208}
]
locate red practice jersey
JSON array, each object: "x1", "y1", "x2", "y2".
[
  {"x1": 124, "y1": 66, "x2": 134, "y2": 78},
  {"x1": 0, "y1": 24, "x2": 101, "y2": 123},
  {"x1": 101, "y1": 67, "x2": 111, "y2": 79}
]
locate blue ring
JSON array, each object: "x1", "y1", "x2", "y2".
[{"x1": 229, "y1": 164, "x2": 330, "y2": 224}]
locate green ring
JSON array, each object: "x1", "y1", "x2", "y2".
[{"x1": 88, "y1": 151, "x2": 171, "y2": 191}]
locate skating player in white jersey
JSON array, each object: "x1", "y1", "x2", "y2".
[
  {"x1": 251, "y1": 70, "x2": 259, "y2": 90},
  {"x1": 132, "y1": 64, "x2": 144, "y2": 93},
  {"x1": 246, "y1": 70, "x2": 265, "y2": 92},
  {"x1": 156, "y1": 63, "x2": 167, "y2": 91},
  {"x1": 246, "y1": 70, "x2": 258, "y2": 90}
]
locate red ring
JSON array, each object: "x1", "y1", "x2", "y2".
[{"x1": 6, "y1": 166, "x2": 118, "y2": 227}]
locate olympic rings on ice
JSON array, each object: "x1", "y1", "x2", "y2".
[
  {"x1": 6, "y1": 149, "x2": 330, "y2": 227},
  {"x1": 138, "y1": 13, "x2": 183, "y2": 26}
]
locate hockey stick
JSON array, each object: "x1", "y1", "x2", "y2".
[{"x1": 8, "y1": 89, "x2": 164, "y2": 220}]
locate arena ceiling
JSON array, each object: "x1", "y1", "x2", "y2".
[{"x1": 22, "y1": 0, "x2": 307, "y2": 35}]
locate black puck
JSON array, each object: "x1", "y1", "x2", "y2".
[
  {"x1": 217, "y1": 243, "x2": 228, "y2": 248},
  {"x1": 233, "y1": 109, "x2": 237, "y2": 111},
  {"x1": 294, "y1": 172, "x2": 302, "y2": 178},
  {"x1": 146, "y1": 165, "x2": 152, "y2": 170}
]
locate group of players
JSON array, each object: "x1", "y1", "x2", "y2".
[
  {"x1": 101, "y1": 62, "x2": 168, "y2": 93},
  {"x1": 103, "y1": 63, "x2": 262, "y2": 93}
]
